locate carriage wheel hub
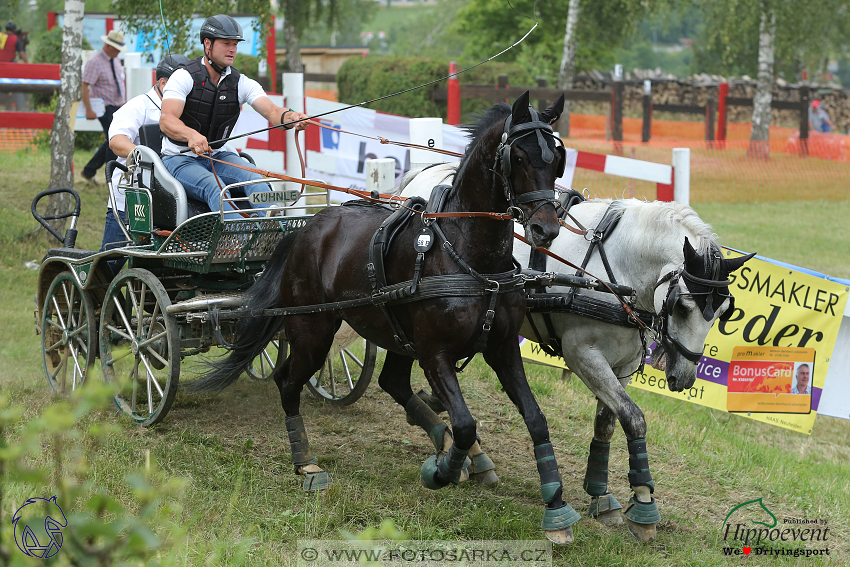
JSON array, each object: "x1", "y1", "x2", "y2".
[
  {"x1": 131, "y1": 340, "x2": 140, "y2": 355},
  {"x1": 61, "y1": 330, "x2": 70, "y2": 345}
]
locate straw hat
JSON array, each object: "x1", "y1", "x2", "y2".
[{"x1": 101, "y1": 30, "x2": 127, "y2": 52}]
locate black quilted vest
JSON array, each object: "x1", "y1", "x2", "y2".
[{"x1": 169, "y1": 56, "x2": 240, "y2": 150}]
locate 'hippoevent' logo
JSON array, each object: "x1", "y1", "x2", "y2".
[
  {"x1": 12, "y1": 496, "x2": 67, "y2": 559},
  {"x1": 720, "y1": 497, "x2": 831, "y2": 558}
]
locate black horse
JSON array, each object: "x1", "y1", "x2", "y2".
[{"x1": 194, "y1": 92, "x2": 581, "y2": 543}]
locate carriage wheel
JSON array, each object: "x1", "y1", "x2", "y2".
[
  {"x1": 305, "y1": 338, "x2": 377, "y2": 406},
  {"x1": 41, "y1": 271, "x2": 97, "y2": 394},
  {"x1": 99, "y1": 269, "x2": 179, "y2": 427},
  {"x1": 246, "y1": 337, "x2": 287, "y2": 380}
]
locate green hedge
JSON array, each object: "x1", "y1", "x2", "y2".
[
  {"x1": 337, "y1": 55, "x2": 552, "y2": 121},
  {"x1": 337, "y1": 56, "x2": 447, "y2": 119}
]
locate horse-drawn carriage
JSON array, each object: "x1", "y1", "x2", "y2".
[
  {"x1": 31, "y1": 92, "x2": 750, "y2": 543},
  {"x1": 32, "y1": 132, "x2": 376, "y2": 427}
]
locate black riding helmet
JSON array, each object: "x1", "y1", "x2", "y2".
[
  {"x1": 199, "y1": 15, "x2": 244, "y2": 44},
  {"x1": 156, "y1": 54, "x2": 190, "y2": 80}
]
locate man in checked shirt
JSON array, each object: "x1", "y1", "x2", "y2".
[{"x1": 80, "y1": 29, "x2": 127, "y2": 184}]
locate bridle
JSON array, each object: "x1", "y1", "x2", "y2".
[
  {"x1": 492, "y1": 109, "x2": 565, "y2": 229},
  {"x1": 653, "y1": 249, "x2": 734, "y2": 364}
]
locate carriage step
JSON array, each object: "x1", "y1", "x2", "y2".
[{"x1": 165, "y1": 291, "x2": 248, "y2": 314}]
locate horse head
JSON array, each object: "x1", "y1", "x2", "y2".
[
  {"x1": 495, "y1": 91, "x2": 565, "y2": 249},
  {"x1": 654, "y1": 237, "x2": 754, "y2": 391}
]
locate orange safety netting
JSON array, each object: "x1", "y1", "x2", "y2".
[
  {"x1": 562, "y1": 115, "x2": 850, "y2": 203},
  {"x1": 0, "y1": 128, "x2": 39, "y2": 153}
]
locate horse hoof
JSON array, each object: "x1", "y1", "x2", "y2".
[
  {"x1": 541, "y1": 503, "x2": 580, "y2": 542},
  {"x1": 625, "y1": 518, "x2": 657, "y2": 542},
  {"x1": 624, "y1": 496, "x2": 660, "y2": 542},
  {"x1": 545, "y1": 527, "x2": 574, "y2": 545},
  {"x1": 420, "y1": 456, "x2": 450, "y2": 490},
  {"x1": 302, "y1": 470, "x2": 332, "y2": 492},
  {"x1": 598, "y1": 510, "x2": 624, "y2": 526},
  {"x1": 469, "y1": 470, "x2": 500, "y2": 486},
  {"x1": 589, "y1": 493, "x2": 623, "y2": 526}
]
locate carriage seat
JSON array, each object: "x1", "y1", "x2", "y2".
[
  {"x1": 136, "y1": 124, "x2": 210, "y2": 231},
  {"x1": 135, "y1": 124, "x2": 258, "y2": 231}
]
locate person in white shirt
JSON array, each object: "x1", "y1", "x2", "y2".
[
  {"x1": 100, "y1": 53, "x2": 190, "y2": 273},
  {"x1": 159, "y1": 15, "x2": 309, "y2": 220}
]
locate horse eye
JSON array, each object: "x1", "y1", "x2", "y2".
[{"x1": 516, "y1": 156, "x2": 524, "y2": 165}]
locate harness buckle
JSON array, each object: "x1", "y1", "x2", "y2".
[{"x1": 482, "y1": 309, "x2": 495, "y2": 331}]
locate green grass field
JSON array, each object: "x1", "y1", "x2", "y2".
[{"x1": 1, "y1": 148, "x2": 848, "y2": 565}]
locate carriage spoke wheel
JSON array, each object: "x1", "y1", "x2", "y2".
[
  {"x1": 41, "y1": 272, "x2": 97, "y2": 394},
  {"x1": 306, "y1": 338, "x2": 376, "y2": 406},
  {"x1": 246, "y1": 337, "x2": 287, "y2": 380},
  {"x1": 100, "y1": 268, "x2": 179, "y2": 427}
]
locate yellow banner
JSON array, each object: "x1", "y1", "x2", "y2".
[{"x1": 520, "y1": 248, "x2": 849, "y2": 434}]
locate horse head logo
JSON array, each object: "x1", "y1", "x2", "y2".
[
  {"x1": 723, "y1": 497, "x2": 778, "y2": 530},
  {"x1": 12, "y1": 496, "x2": 67, "y2": 559}
]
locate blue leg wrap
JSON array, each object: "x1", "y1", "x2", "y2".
[
  {"x1": 534, "y1": 442, "x2": 563, "y2": 504},
  {"x1": 285, "y1": 414, "x2": 314, "y2": 471},
  {"x1": 583, "y1": 439, "x2": 610, "y2": 497},
  {"x1": 421, "y1": 445, "x2": 470, "y2": 489},
  {"x1": 627, "y1": 438, "x2": 655, "y2": 493}
]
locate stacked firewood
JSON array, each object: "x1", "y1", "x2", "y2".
[{"x1": 567, "y1": 71, "x2": 849, "y2": 133}]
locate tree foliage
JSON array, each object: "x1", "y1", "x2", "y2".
[
  {"x1": 112, "y1": 0, "x2": 274, "y2": 56},
  {"x1": 693, "y1": 0, "x2": 850, "y2": 79},
  {"x1": 452, "y1": 0, "x2": 662, "y2": 79}
]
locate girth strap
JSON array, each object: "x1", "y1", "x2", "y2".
[{"x1": 368, "y1": 196, "x2": 427, "y2": 357}]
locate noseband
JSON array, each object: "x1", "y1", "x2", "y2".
[
  {"x1": 493, "y1": 108, "x2": 565, "y2": 227},
  {"x1": 654, "y1": 251, "x2": 733, "y2": 364}
]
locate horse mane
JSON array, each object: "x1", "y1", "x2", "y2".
[
  {"x1": 453, "y1": 103, "x2": 511, "y2": 184},
  {"x1": 602, "y1": 198, "x2": 720, "y2": 256}
]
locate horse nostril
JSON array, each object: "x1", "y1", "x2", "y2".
[{"x1": 529, "y1": 223, "x2": 554, "y2": 248}]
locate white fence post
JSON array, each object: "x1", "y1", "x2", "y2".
[
  {"x1": 672, "y1": 148, "x2": 690, "y2": 205},
  {"x1": 283, "y1": 72, "x2": 305, "y2": 216},
  {"x1": 366, "y1": 158, "x2": 396, "y2": 194},
  {"x1": 409, "y1": 117, "x2": 443, "y2": 170}
]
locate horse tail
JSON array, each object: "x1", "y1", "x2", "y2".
[{"x1": 189, "y1": 231, "x2": 298, "y2": 393}]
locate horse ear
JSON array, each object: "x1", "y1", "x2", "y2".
[
  {"x1": 511, "y1": 91, "x2": 531, "y2": 123},
  {"x1": 724, "y1": 252, "x2": 756, "y2": 274},
  {"x1": 682, "y1": 236, "x2": 697, "y2": 263},
  {"x1": 539, "y1": 93, "x2": 565, "y2": 124}
]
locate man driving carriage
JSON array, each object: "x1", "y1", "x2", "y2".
[{"x1": 159, "y1": 15, "x2": 310, "y2": 219}]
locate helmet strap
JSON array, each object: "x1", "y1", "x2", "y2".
[{"x1": 204, "y1": 39, "x2": 227, "y2": 76}]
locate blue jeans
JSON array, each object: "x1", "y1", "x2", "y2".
[
  {"x1": 161, "y1": 151, "x2": 271, "y2": 220},
  {"x1": 100, "y1": 208, "x2": 129, "y2": 275}
]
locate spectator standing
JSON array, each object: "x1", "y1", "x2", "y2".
[
  {"x1": 809, "y1": 100, "x2": 834, "y2": 133},
  {"x1": 80, "y1": 30, "x2": 127, "y2": 184},
  {"x1": 2, "y1": 22, "x2": 28, "y2": 110},
  {"x1": 1, "y1": 21, "x2": 27, "y2": 62}
]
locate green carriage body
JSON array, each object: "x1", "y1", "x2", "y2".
[{"x1": 33, "y1": 162, "x2": 375, "y2": 426}]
